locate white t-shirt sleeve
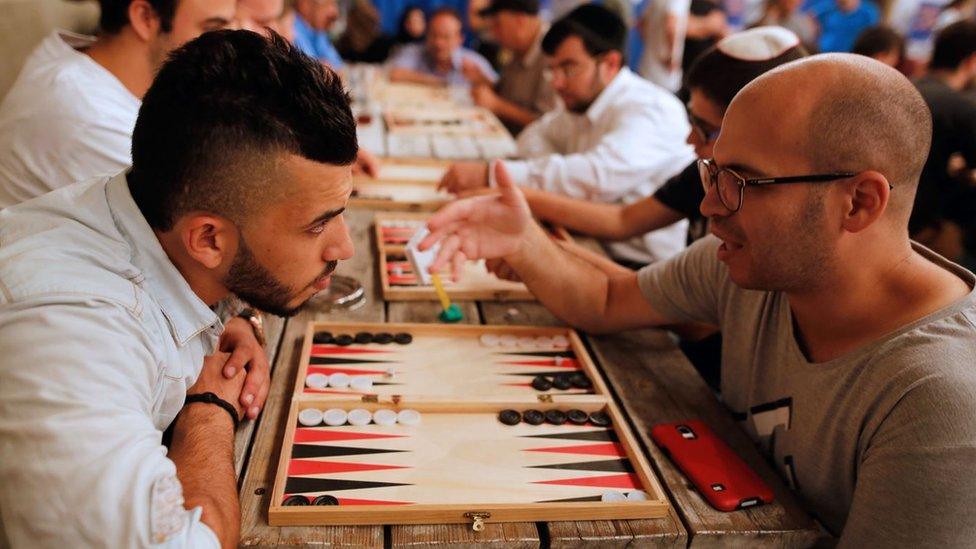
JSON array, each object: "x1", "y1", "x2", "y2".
[{"x1": 0, "y1": 302, "x2": 214, "y2": 548}]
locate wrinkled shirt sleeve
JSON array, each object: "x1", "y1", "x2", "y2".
[{"x1": 0, "y1": 302, "x2": 218, "y2": 548}]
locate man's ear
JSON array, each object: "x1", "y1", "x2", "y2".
[
  {"x1": 600, "y1": 50, "x2": 624, "y2": 80},
  {"x1": 178, "y1": 214, "x2": 239, "y2": 270},
  {"x1": 839, "y1": 171, "x2": 890, "y2": 234},
  {"x1": 128, "y1": 0, "x2": 163, "y2": 42}
]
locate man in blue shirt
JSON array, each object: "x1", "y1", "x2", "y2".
[
  {"x1": 814, "y1": 0, "x2": 880, "y2": 52},
  {"x1": 293, "y1": 0, "x2": 345, "y2": 68},
  {"x1": 388, "y1": 7, "x2": 497, "y2": 86}
]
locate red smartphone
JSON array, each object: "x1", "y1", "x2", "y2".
[{"x1": 651, "y1": 420, "x2": 774, "y2": 512}]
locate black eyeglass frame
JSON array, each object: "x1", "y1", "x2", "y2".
[{"x1": 697, "y1": 158, "x2": 865, "y2": 212}]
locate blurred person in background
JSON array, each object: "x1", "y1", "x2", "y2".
[
  {"x1": 468, "y1": 0, "x2": 555, "y2": 133},
  {"x1": 638, "y1": 0, "x2": 691, "y2": 92},
  {"x1": 912, "y1": 20, "x2": 976, "y2": 265},
  {"x1": 395, "y1": 5, "x2": 427, "y2": 45},
  {"x1": 293, "y1": 0, "x2": 344, "y2": 68},
  {"x1": 388, "y1": 7, "x2": 497, "y2": 86},
  {"x1": 752, "y1": 0, "x2": 818, "y2": 50},
  {"x1": 337, "y1": 0, "x2": 396, "y2": 62},
  {"x1": 812, "y1": 0, "x2": 879, "y2": 53},
  {"x1": 852, "y1": 25, "x2": 905, "y2": 68}
]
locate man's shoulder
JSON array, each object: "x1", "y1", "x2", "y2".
[
  {"x1": 613, "y1": 70, "x2": 685, "y2": 114},
  {"x1": 0, "y1": 32, "x2": 136, "y2": 126},
  {"x1": 0, "y1": 178, "x2": 139, "y2": 311}
]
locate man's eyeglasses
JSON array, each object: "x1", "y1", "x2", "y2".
[
  {"x1": 686, "y1": 104, "x2": 720, "y2": 143},
  {"x1": 697, "y1": 158, "x2": 859, "y2": 212},
  {"x1": 543, "y1": 53, "x2": 607, "y2": 81}
]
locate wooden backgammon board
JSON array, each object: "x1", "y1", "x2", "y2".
[{"x1": 268, "y1": 322, "x2": 670, "y2": 530}]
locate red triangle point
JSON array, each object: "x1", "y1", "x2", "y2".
[{"x1": 534, "y1": 473, "x2": 641, "y2": 489}]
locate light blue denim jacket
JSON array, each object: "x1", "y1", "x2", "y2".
[{"x1": 0, "y1": 172, "x2": 222, "y2": 547}]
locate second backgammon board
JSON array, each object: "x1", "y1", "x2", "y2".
[
  {"x1": 269, "y1": 322, "x2": 671, "y2": 529},
  {"x1": 375, "y1": 212, "x2": 571, "y2": 301},
  {"x1": 351, "y1": 159, "x2": 452, "y2": 211}
]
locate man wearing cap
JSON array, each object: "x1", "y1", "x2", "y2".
[
  {"x1": 388, "y1": 7, "x2": 498, "y2": 87},
  {"x1": 467, "y1": 0, "x2": 555, "y2": 134},
  {"x1": 440, "y1": 4, "x2": 694, "y2": 265},
  {"x1": 422, "y1": 53, "x2": 976, "y2": 545}
]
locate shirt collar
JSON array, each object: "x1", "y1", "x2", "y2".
[
  {"x1": 585, "y1": 67, "x2": 633, "y2": 124},
  {"x1": 105, "y1": 173, "x2": 220, "y2": 346}
]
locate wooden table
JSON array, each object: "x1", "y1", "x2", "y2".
[{"x1": 235, "y1": 208, "x2": 826, "y2": 547}]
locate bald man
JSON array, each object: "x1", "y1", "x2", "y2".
[{"x1": 419, "y1": 54, "x2": 976, "y2": 545}]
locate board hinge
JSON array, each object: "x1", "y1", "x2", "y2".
[
  {"x1": 464, "y1": 511, "x2": 491, "y2": 532},
  {"x1": 537, "y1": 394, "x2": 553, "y2": 403},
  {"x1": 361, "y1": 394, "x2": 379, "y2": 403}
]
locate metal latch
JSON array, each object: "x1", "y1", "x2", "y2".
[{"x1": 464, "y1": 512, "x2": 491, "y2": 532}]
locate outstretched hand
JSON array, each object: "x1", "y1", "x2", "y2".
[{"x1": 420, "y1": 161, "x2": 533, "y2": 277}]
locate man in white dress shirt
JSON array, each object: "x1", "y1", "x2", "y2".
[
  {"x1": 0, "y1": 0, "x2": 237, "y2": 209},
  {"x1": 439, "y1": 4, "x2": 695, "y2": 264},
  {"x1": 0, "y1": 31, "x2": 357, "y2": 547}
]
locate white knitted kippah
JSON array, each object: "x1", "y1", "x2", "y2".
[{"x1": 717, "y1": 26, "x2": 801, "y2": 61}]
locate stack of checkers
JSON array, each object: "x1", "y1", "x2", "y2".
[
  {"x1": 497, "y1": 409, "x2": 611, "y2": 427},
  {"x1": 305, "y1": 371, "x2": 395, "y2": 392},
  {"x1": 531, "y1": 372, "x2": 591, "y2": 392},
  {"x1": 297, "y1": 407, "x2": 422, "y2": 427},
  {"x1": 478, "y1": 333, "x2": 570, "y2": 349},
  {"x1": 313, "y1": 331, "x2": 413, "y2": 346},
  {"x1": 283, "y1": 494, "x2": 341, "y2": 506}
]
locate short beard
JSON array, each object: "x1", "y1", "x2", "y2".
[
  {"x1": 224, "y1": 237, "x2": 338, "y2": 317},
  {"x1": 566, "y1": 70, "x2": 605, "y2": 114}
]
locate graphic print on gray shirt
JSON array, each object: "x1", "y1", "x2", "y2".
[{"x1": 637, "y1": 236, "x2": 976, "y2": 546}]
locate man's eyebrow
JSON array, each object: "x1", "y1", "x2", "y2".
[
  {"x1": 204, "y1": 17, "x2": 233, "y2": 28},
  {"x1": 306, "y1": 207, "x2": 346, "y2": 227},
  {"x1": 724, "y1": 162, "x2": 766, "y2": 177}
]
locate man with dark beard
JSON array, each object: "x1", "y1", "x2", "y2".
[
  {"x1": 438, "y1": 4, "x2": 694, "y2": 265},
  {"x1": 0, "y1": 31, "x2": 356, "y2": 548}
]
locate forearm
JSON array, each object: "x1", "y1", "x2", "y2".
[
  {"x1": 491, "y1": 98, "x2": 540, "y2": 131},
  {"x1": 505, "y1": 223, "x2": 611, "y2": 331},
  {"x1": 557, "y1": 240, "x2": 631, "y2": 277},
  {"x1": 169, "y1": 405, "x2": 239, "y2": 549},
  {"x1": 388, "y1": 67, "x2": 446, "y2": 87},
  {"x1": 524, "y1": 189, "x2": 684, "y2": 240}
]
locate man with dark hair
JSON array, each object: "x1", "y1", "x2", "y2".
[
  {"x1": 0, "y1": 0, "x2": 236, "y2": 208},
  {"x1": 912, "y1": 20, "x2": 976, "y2": 260},
  {"x1": 388, "y1": 7, "x2": 497, "y2": 86},
  {"x1": 523, "y1": 27, "x2": 806, "y2": 253},
  {"x1": 468, "y1": 0, "x2": 555, "y2": 134},
  {"x1": 0, "y1": 30, "x2": 357, "y2": 547},
  {"x1": 439, "y1": 3, "x2": 693, "y2": 265},
  {"x1": 422, "y1": 53, "x2": 976, "y2": 545},
  {"x1": 851, "y1": 25, "x2": 905, "y2": 67}
]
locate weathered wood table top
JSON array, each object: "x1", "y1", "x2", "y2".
[{"x1": 235, "y1": 207, "x2": 825, "y2": 548}]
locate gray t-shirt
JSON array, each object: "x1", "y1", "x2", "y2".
[{"x1": 638, "y1": 236, "x2": 976, "y2": 546}]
